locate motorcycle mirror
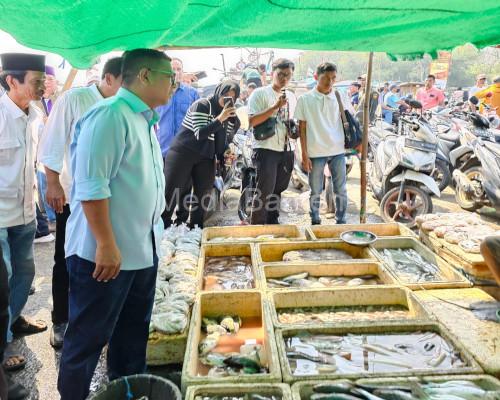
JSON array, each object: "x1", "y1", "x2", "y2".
[
  {"x1": 408, "y1": 100, "x2": 423, "y2": 109},
  {"x1": 469, "y1": 96, "x2": 479, "y2": 105}
]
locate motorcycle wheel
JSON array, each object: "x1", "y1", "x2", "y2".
[
  {"x1": 430, "y1": 160, "x2": 451, "y2": 193},
  {"x1": 455, "y1": 166, "x2": 483, "y2": 212},
  {"x1": 380, "y1": 185, "x2": 432, "y2": 229},
  {"x1": 238, "y1": 186, "x2": 254, "y2": 222}
]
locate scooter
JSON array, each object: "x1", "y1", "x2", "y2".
[
  {"x1": 451, "y1": 113, "x2": 500, "y2": 211},
  {"x1": 368, "y1": 104, "x2": 440, "y2": 228}
]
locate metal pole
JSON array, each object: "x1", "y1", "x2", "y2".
[{"x1": 360, "y1": 52, "x2": 374, "y2": 224}]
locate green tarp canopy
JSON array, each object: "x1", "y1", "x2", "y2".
[{"x1": 1, "y1": 0, "x2": 499, "y2": 67}]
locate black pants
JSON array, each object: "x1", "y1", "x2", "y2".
[
  {"x1": 162, "y1": 146, "x2": 215, "y2": 229},
  {"x1": 0, "y1": 246, "x2": 9, "y2": 399},
  {"x1": 52, "y1": 205, "x2": 70, "y2": 324},
  {"x1": 163, "y1": 157, "x2": 191, "y2": 225},
  {"x1": 250, "y1": 148, "x2": 294, "y2": 225}
]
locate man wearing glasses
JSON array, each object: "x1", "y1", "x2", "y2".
[
  {"x1": 248, "y1": 58, "x2": 297, "y2": 224},
  {"x1": 58, "y1": 49, "x2": 174, "y2": 400},
  {"x1": 38, "y1": 57, "x2": 122, "y2": 349}
]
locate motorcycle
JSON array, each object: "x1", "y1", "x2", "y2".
[
  {"x1": 368, "y1": 103, "x2": 440, "y2": 228},
  {"x1": 451, "y1": 113, "x2": 500, "y2": 211}
]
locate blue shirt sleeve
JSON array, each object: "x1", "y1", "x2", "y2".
[{"x1": 73, "y1": 106, "x2": 126, "y2": 201}]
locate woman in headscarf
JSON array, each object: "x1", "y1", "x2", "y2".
[{"x1": 162, "y1": 80, "x2": 241, "y2": 228}]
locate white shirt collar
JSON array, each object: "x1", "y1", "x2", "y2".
[{"x1": 1, "y1": 93, "x2": 29, "y2": 119}]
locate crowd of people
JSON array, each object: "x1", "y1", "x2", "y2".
[{"x1": 0, "y1": 47, "x2": 499, "y2": 400}]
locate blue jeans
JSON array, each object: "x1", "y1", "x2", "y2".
[
  {"x1": 382, "y1": 110, "x2": 393, "y2": 124},
  {"x1": 309, "y1": 154, "x2": 347, "y2": 224},
  {"x1": 0, "y1": 220, "x2": 36, "y2": 342},
  {"x1": 58, "y1": 254, "x2": 158, "y2": 400},
  {"x1": 36, "y1": 170, "x2": 56, "y2": 222}
]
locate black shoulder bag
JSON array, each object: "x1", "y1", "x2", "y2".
[
  {"x1": 334, "y1": 90, "x2": 362, "y2": 149},
  {"x1": 253, "y1": 116, "x2": 277, "y2": 141}
]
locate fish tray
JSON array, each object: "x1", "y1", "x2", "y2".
[
  {"x1": 182, "y1": 291, "x2": 282, "y2": 393},
  {"x1": 305, "y1": 222, "x2": 416, "y2": 241},
  {"x1": 267, "y1": 286, "x2": 430, "y2": 330},
  {"x1": 202, "y1": 224, "x2": 306, "y2": 244},
  {"x1": 275, "y1": 322, "x2": 482, "y2": 384},
  {"x1": 185, "y1": 383, "x2": 292, "y2": 400},
  {"x1": 419, "y1": 230, "x2": 492, "y2": 279},
  {"x1": 369, "y1": 237, "x2": 472, "y2": 290},
  {"x1": 291, "y1": 375, "x2": 500, "y2": 400},
  {"x1": 257, "y1": 240, "x2": 374, "y2": 266},
  {"x1": 261, "y1": 262, "x2": 398, "y2": 292},
  {"x1": 414, "y1": 288, "x2": 500, "y2": 377},
  {"x1": 198, "y1": 243, "x2": 261, "y2": 291},
  {"x1": 146, "y1": 323, "x2": 189, "y2": 366}
]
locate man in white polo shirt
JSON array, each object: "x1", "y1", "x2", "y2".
[{"x1": 295, "y1": 62, "x2": 353, "y2": 225}]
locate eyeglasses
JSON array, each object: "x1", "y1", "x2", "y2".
[
  {"x1": 277, "y1": 72, "x2": 292, "y2": 79},
  {"x1": 148, "y1": 68, "x2": 176, "y2": 85}
]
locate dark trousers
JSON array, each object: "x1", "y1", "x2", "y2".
[
  {"x1": 162, "y1": 146, "x2": 215, "y2": 229},
  {"x1": 0, "y1": 246, "x2": 9, "y2": 399},
  {"x1": 163, "y1": 156, "x2": 191, "y2": 225},
  {"x1": 250, "y1": 148, "x2": 294, "y2": 225},
  {"x1": 58, "y1": 254, "x2": 158, "y2": 400},
  {"x1": 52, "y1": 205, "x2": 70, "y2": 324}
]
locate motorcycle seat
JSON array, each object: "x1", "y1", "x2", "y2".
[{"x1": 438, "y1": 132, "x2": 460, "y2": 143}]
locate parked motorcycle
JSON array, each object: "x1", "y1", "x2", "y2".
[
  {"x1": 451, "y1": 113, "x2": 500, "y2": 211},
  {"x1": 368, "y1": 104, "x2": 440, "y2": 228}
]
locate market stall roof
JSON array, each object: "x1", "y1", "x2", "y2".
[{"x1": 1, "y1": 1, "x2": 499, "y2": 68}]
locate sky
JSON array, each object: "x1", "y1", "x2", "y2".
[{"x1": 0, "y1": 30, "x2": 303, "y2": 86}]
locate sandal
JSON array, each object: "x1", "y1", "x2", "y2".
[
  {"x1": 2, "y1": 346, "x2": 26, "y2": 372},
  {"x1": 11, "y1": 316, "x2": 47, "y2": 336}
]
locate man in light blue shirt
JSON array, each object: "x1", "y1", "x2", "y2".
[
  {"x1": 58, "y1": 49, "x2": 174, "y2": 400},
  {"x1": 383, "y1": 84, "x2": 404, "y2": 124},
  {"x1": 156, "y1": 58, "x2": 199, "y2": 156}
]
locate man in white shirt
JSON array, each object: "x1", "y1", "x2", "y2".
[
  {"x1": 295, "y1": 62, "x2": 352, "y2": 225},
  {"x1": 469, "y1": 74, "x2": 487, "y2": 98},
  {"x1": 0, "y1": 53, "x2": 48, "y2": 373},
  {"x1": 38, "y1": 57, "x2": 122, "y2": 348},
  {"x1": 247, "y1": 58, "x2": 297, "y2": 224}
]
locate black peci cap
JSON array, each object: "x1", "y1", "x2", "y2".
[{"x1": 1, "y1": 53, "x2": 45, "y2": 72}]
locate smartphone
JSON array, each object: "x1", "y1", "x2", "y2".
[
  {"x1": 194, "y1": 71, "x2": 207, "y2": 80},
  {"x1": 280, "y1": 88, "x2": 287, "y2": 99},
  {"x1": 223, "y1": 96, "x2": 234, "y2": 108}
]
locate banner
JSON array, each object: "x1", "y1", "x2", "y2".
[{"x1": 429, "y1": 51, "x2": 452, "y2": 89}]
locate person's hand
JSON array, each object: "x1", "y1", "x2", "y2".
[
  {"x1": 273, "y1": 94, "x2": 287, "y2": 110},
  {"x1": 217, "y1": 105, "x2": 236, "y2": 123},
  {"x1": 46, "y1": 180, "x2": 66, "y2": 214},
  {"x1": 302, "y1": 157, "x2": 312, "y2": 173},
  {"x1": 93, "y1": 241, "x2": 121, "y2": 282}
]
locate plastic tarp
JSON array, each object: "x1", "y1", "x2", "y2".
[{"x1": 0, "y1": 0, "x2": 499, "y2": 67}]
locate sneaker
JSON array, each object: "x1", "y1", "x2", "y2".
[
  {"x1": 34, "y1": 233, "x2": 55, "y2": 244},
  {"x1": 311, "y1": 219, "x2": 322, "y2": 225}
]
